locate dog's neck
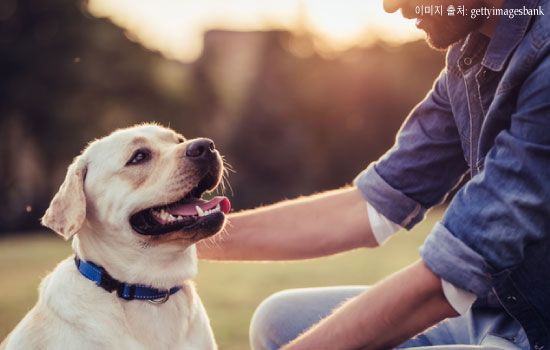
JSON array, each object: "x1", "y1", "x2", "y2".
[{"x1": 72, "y1": 226, "x2": 198, "y2": 290}]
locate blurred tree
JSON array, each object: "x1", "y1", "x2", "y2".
[
  {"x1": 0, "y1": 0, "x2": 445, "y2": 234},
  {"x1": 196, "y1": 31, "x2": 445, "y2": 209},
  {"x1": 0, "y1": 0, "x2": 210, "y2": 232}
]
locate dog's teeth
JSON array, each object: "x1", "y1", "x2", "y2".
[
  {"x1": 196, "y1": 206, "x2": 205, "y2": 217},
  {"x1": 158, "y1": 209, "x2": 175, "y2": 222},
  {"x1": 194, "y1": 204, "x2": 222, "y2": 217}
]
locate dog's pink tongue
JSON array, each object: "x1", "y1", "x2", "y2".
[{"x1": 168, "y1": 196, "x2": 231, "y2": 216}]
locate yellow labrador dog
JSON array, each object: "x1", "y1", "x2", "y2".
[{"x1": 2, "y1": 124, "x2": 230, "y2": 349}]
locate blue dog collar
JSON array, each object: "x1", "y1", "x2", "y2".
[{"x1": 74, "y1": 256, "x2": 182, "y2": 303}]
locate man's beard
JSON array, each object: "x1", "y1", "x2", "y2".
[
  {"x1": 420, "y1": 15, "x2": 484, "y2": 50},
  {"x1": 402, "y1": 1, "x2": 486, "y2": 50}
]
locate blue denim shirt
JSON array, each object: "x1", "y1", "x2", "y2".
[{"x1": 354, "y1": 0, "x2": 550, "y2": 348}]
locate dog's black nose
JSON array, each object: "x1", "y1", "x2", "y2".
[{"x1": 186, "y1": 138, "x2": 215, "y2": 159}]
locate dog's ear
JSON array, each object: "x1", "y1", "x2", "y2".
[{"x1": 41, "y1": 156, "x2": 87, "y2": 240}]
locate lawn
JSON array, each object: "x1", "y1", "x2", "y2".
[{"x1": 0, "y1": 208, "x2": 442, "y2": 349}]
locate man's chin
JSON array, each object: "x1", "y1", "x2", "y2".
[
  {"x1": 425, "y1": 33, "x2": 458, "y2": 51},
  {"x1": 419, "y1": 15, "x2": 484, "y2": 51},
  {"x1": 423, "y1": 26, "x2": 473, "y2": 51}
]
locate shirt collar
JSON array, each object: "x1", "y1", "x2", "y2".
[{"x1": 481, "y1": 0, "x2": 539, "y2": 71}]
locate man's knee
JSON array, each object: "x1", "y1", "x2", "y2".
[
  {"x1": 249, "y1": 290, "x2": 297, "y2": 350},
  {"x1": 249, "y1": 286, "x2": 367, "y2": 350}
]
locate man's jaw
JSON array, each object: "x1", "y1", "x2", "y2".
[
  {"x1": 393, "y1": 0, "x2": 487, "y2": 50},
  {"x1": 414, "y1": 14, "x2": 485, "y2": 50}
]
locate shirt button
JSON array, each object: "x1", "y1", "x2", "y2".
[
  {"x1": 506, "y1": 295, "x2": 517, "y2": 303},
  {"x1": 463, "y1": 57, "x2": 473, "y2": 66}
]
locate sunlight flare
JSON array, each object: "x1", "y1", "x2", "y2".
[{"x1": 88, "y1": 0, "x2": 423, "y2": 62}]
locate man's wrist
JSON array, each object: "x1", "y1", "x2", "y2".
[{"x1": 364, "y1": 199, "x2": 478, "y2": 314}]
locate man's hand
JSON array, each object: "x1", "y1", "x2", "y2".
[
  {"x1": 197, "y1": 187, "x2": 377, "y2": 261},
  {"x1": 282, "y1": 260, "x2": 459, "y2": 350}
]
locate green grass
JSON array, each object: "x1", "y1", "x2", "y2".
[{"x1": 0, "y1": 208, "x2": 442, "y2": 349}]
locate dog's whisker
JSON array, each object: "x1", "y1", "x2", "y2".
[
  {"x1": 202, "y1": 237, "x2": 217, "y2": 249},
  {"x1": 218, "y1": 177, "x2": 226, "y2": 195},
  {"x1": 222, "y1": 175, "x2": 234, "y2": 197},
  {"x1": 223, "y1": 219, "x2": 234, "y2": 230},
  {"x1": 221, "y1": 157, "x2": 236, "y2": 174},
  {"x1": 209, "y1": 229, "x2": 229, "y2": 247},
  {"x1": 223, "y1": 164, "x2": 236, "y2": 174}
]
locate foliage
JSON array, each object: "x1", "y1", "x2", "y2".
[{"x1": 0, "y1": 0, "x2": 445, "y2": 233}]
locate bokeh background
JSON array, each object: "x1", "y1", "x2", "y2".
[{"x1": 0, "y1": 0, "x2": 446, "y2": 348}]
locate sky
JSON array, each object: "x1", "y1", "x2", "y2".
[{"x1": 88, "y1": 0, "x2": 424, "y2": 62}]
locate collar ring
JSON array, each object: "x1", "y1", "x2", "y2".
[{"x1": 147, "y1": 293, "x2": 170, "y2": 305}]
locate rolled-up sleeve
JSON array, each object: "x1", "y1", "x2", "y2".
[
  {"x1": 355, "y1": 69, "x2": 468, "y2": 229},
  {"x1": 421, "y1": 56, "x2": 550, "y2": 295}
]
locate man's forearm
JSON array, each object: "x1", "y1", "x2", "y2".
[
  {"x1": 197, "y1": 187, "x2": 377, "y2": 260},
  {"x1": 283, "y1": 260, "x2": 459, "y2": 350}
]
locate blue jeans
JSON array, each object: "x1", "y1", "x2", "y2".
[{"x1": 249, "y1": 286, "x2": 530, "y2": 349}]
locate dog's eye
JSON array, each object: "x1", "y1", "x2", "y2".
[
  {"x1": 177, "y1": 136, "x2": 185, "y2": 144},
  {"x1": 127, "y1": 149, "x2": 151, "y2": 166}
]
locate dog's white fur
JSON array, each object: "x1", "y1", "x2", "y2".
[{"x1": 2, "y1": 124, "x2": 220, "y2": 349}]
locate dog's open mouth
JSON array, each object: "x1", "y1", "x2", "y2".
[{"x1": 129, "y1": 173, "x2": 231, "y2": 236}]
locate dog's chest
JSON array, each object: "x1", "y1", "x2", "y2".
[
  {"x1": 124, "y1": 295, "x2": 190, "y2": 346},
  {"x1": 44, "y1": 261, "x2": 215, "y2": 349}
]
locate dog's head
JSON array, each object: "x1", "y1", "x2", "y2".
[{"x1": 41, "y1": 124, "x2": 230, "y2": 246}]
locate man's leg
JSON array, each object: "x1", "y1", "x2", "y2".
[
  {"x1": 250, "y1": 286, "x2": 529, "y2": 350},
  {"x1": 250, "y1": 286, "x2": 366, "y2": 350},
  {"x1": 398, "y1": 304, "x2": 529, "y2": 349}
]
